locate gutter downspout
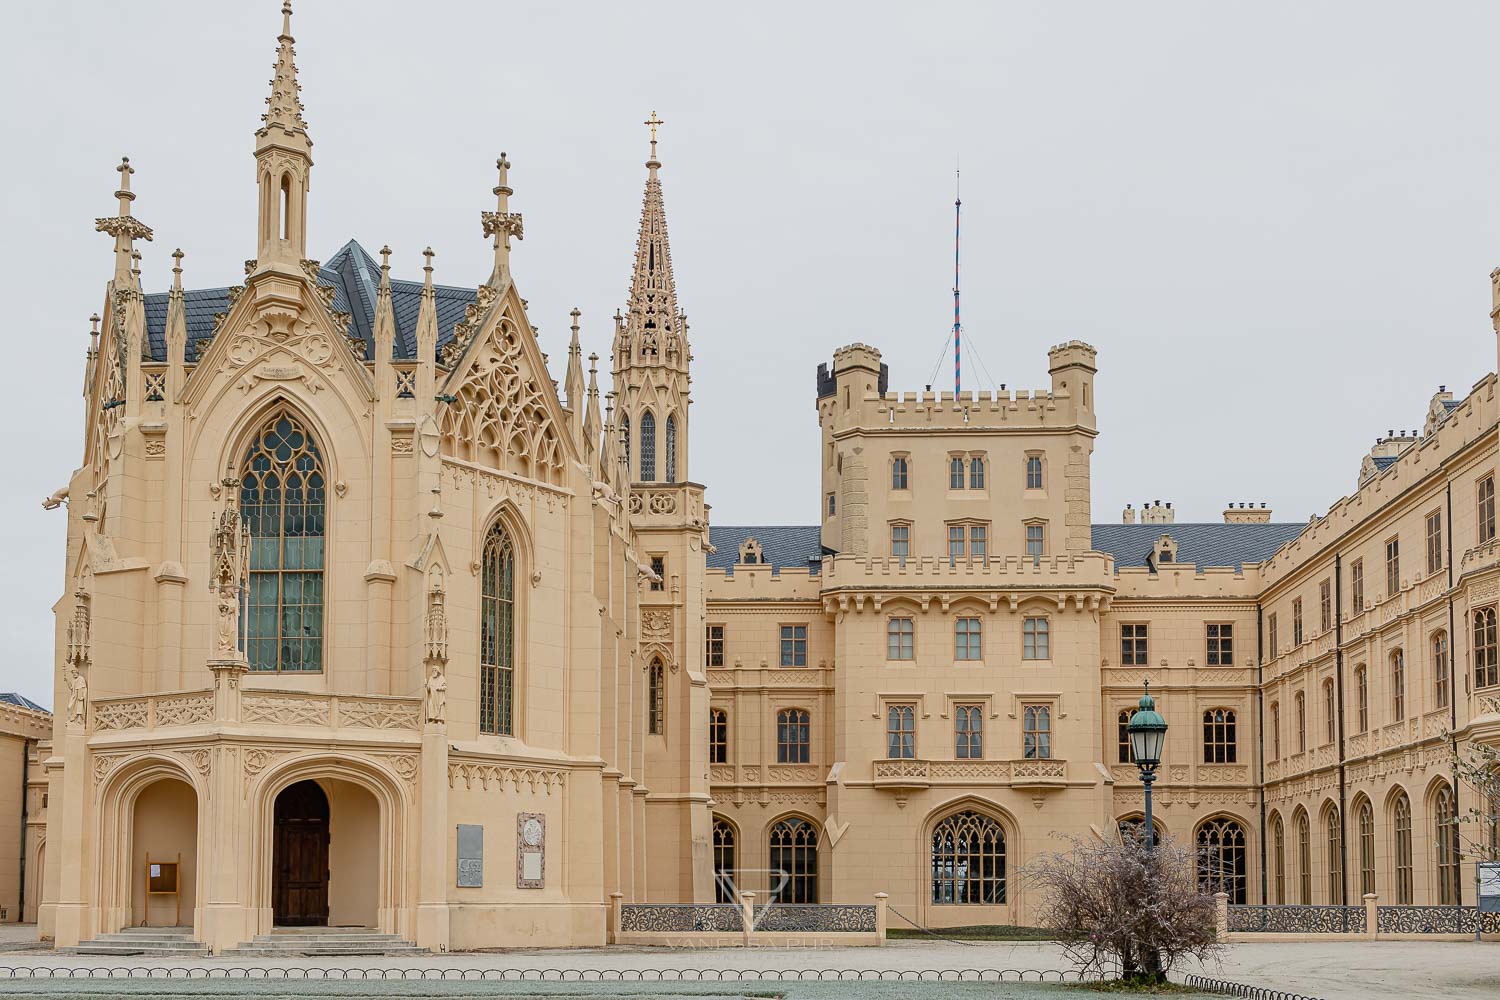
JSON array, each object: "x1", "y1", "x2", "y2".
[
  {"x1": 16, "y1": 737, "x2": 29, "y2": 923},
  {"x1": 1334, "y1": 554, "x2": 1349, "y2": 910},
  {"x1": 1447, "y1": 479, "x2": 1462, "y2": 906},
  {"x1": 1257, "y1": 604, "x2": 1268, "y2": 905}
]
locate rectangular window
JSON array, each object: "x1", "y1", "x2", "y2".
[
  {"x1": 1479, "y1": 474, "x2": 1497, "y2": 545},
  {"x1": 1351, "y1": 559, "x2": 1364, "y2": 612},
  {"x1": 1292, "y1": 598, "x2": 1303, "y2": 646},
  {"x1": 1203, "y1": 709, "x2": 1237, "y2": 764},
  {"x1": 705, "y1": 624, "x2": 725, "y2": 668},
  {"x1": 777, "y1": 709, "x2": 810, "y2": 763},
  {"x1": 1022, "y1": 617, "x2": 1050, "y2": 660},
  {"x1": 948, "y1": 525, "x2": 966, "y2": 561},
  {"x1": 1392, "y1": 651, "x2": 1405, "y2": 721},
  {"x1": 1296, "y1": 693, "x2": 1306, "y2": 753},
  {"x1": 887, "y1": 617, "x2": 915, "y2": 660},
  {"x1": 1385, "y1": 537, "x2": 1400, "y2": 597},
  {"x1": 1270, "y1": 703, "x2": 1281, "y2": 760},
  {"x1": 779, "y1": 625, "x2": 807, "y2": 667},
  {"x1": 826, "y1": 492, "x2": 836, "y2": 516},
  {"x1": 1025, "y1": 454, "x2": 1043, "y2": 490},
  {"x1": 1120, "y1": 623, "x2": 1148, "y2": 666},
  {"x1": 1324, "y1": 681, "x2": 1336, "y2": 744},
  {"x1": 1025, "y1": 523, "x2": 1045, "y2": 558},
  {"x1": 1117, "y1": 709, "x2": 1134, "y2": 763},
  {"x1": 1022, "y1": 705, "x2": 1052, "y2": 759},
  {"x1": 1319, "y1": 580, "x2": 1332, "y2": 634},
  {"x1": 1426, "y1": 510, "x2": 1443, "y2": 575},
  {"x1": 969, "y1": 455, "x2": 986, "y2": 490},
  {"x1": 650, "y1": 555, "x2": 665, "y2": 592},
  {"x1": 890, "y1": 523, "x2": 910, "y2": 559},
  {"x1": 886, "y1": 704, "x2": 916, "y2": 759},
  {"x1": 955, "y1": 705, "x2": 983, "y2": 759},
  {"x1": 1475, "y1": 607, "x2": 1498, "y2": 689},
  {"x1": 1434, "y1": 632, "x2": 1450, "y2": 709},
  {"x1": 891, "y1": 456, "x2": 909, "y2": 491},
  {"x1": 949, "y1": 457, "x2": 965, "y2": 490},
  {"x1": 1206, "y1": 623, "x2": 1233, "y2": 666},
  {"x1": 1268, "y1": 613, "x2": 1278, "y2": 658},
  {"x1": 954, "y1": 617, "x2": 983, "y2": 660},
  {"x1": 1355, "y1": 667, "x2": 1368, "y2": 733},
  {"x1": 969, "y1": 525, "x2": 987, "y2": 560},
  {"x1": 709, "y1": 709, "x2": 728, "y2": 764}
]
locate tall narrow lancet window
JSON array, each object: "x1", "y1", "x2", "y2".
[
  {"x1": 621, "y1": 415, "x2": 630, "y2": 473},
  {"x1": 480, "y1": 521, "x2": 516, "y2": 735},
  {"x1": 664, "y1": 414, "x2": 677, "y2": 483},
  {"x1": 241, "y1": 411, "x2": 326, "y2": 672},
  {"x1": 639, "y1": 411, "x2": 656, "y2": 481},
  {"x1": 648, "y1": 659, "x2": 666, "y2": 735}
]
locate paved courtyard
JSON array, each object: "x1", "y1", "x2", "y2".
[{"x1": 1, "y1": 929, "x2": 1498, "y2": 999}]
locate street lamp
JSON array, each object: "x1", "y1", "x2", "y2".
[{"x1": 1127, "y1": 680, "x2": 1168, "y2": 846}]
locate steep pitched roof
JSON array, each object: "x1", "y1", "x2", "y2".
[
  {"x1": 143, "y1": 239, "x2": 477, "y2": 363},
  {"x1": 1091, "y1": 522, "x2": 1307, "y2": 570},
  {"x1": 708, "y1": 525, "x2": 825, "y2": 574},
  {"x1": 0, "y1": 692, "x2": 49, "y2": 713}
]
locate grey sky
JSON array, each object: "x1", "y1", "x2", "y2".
[{"x1": 4, "y1": 2, "x2": 1499, "y2": 707}]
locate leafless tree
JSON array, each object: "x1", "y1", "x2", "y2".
[
  {"x1": 1451, "y1": 740, "x2": 1500, "y2": 861},
  {"x1": 1027, "y1": 831, "x2": 1222, "y2": 985}
]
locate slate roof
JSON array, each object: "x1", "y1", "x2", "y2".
[
  {"x1": 0, "y1": 692, "x2": 49, "y2": 713},
  {"x1": 143, "y1": 240, "x2": 478, "y2": 364},
  {"x1": 1090, "y1": 522, "x2": 1307, "y2": 570},
  {"x1": 709, "y1": 525, "x2": 825, "y2": 574},
  {"x1": 1371, "y1": 456, "x2": 1398, "y2": 472}
]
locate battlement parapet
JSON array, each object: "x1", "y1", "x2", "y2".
[
  {"x1": 706, "y1": 564, "x2": 821, "y2": 602},
  {"x1": 1110, "y1": 562, "x2": 1263, "y2": 599},
  {"x1": 821, "y1": 550, "x2": 1113, "y2": 586}
]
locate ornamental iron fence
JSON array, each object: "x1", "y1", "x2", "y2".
[
  {"x1": 751, "y1": 903, "x2": 878, "y2": 933},
  {"x1": 1376, "y1": 905, "x2": 1500, "y2": 934},
  {"x1": 617, "y1": 903, "x2": 743, "y2": 933},
  {"x1": 1226, "y1": 905, "x2": 1365, "y2": 934}
]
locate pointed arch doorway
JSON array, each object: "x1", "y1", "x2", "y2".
[{"x1": 272, "y1": 780, "x2": 329, "y2": 926}]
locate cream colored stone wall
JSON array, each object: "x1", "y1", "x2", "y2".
[{"x1": 0, "y1": 703, "x2": 49, "y2": 924}]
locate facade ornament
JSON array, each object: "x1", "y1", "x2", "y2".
[
  {"x1": 481, "y1": 154, "x2": 524, "y2": 288},
  {"x1": 94, "y1": 157, "x2": 153, "y2": 284},
  {"x1": 425, "y1": 665, "x2": 448, "y2": 725},
  {"x1": 209, "y1": 476, "x2": 252, "y2": 659},
  {"x1": 64, "y1": 586, "x2": 92, "y2": 726},
  {"x1": 424, "y1": 571, "x2": 449, "y2": 725}
]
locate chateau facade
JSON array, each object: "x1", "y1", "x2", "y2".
[{"x1": 34, "y1": 3, "x2": 1499, "y2": 953}]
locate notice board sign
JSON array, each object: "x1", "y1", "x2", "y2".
[
  {"x1": 1480, "y1": 861, "x2": 1500, "y2": 913},
  {"x1": 456, "y1": 823, "x2": 483, "y2": 888}
]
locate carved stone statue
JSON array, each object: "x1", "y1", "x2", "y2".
[
  {"x1": 209, "y1": 478, "x2": 251, "y2": 660},
  {"x1": 215, "y1": 588, "x2": 239, "y2": 657},
  {"x1": 425, "y1": 664, "x2": 448, "y2": 725},
  {"x1": 67, "y1": 665, "x2": 88, "y2": 725}
]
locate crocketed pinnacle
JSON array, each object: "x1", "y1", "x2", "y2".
[
  {"x1": 620, "y1": 135, "x2": 683, "y2": 372},
  {"x1": 260, "y1": 1, "x2": 309, "y2": 139}
]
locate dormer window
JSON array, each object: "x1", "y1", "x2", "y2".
[
  {"x1": 738, "y1": 537, "x2": 764, "y2": 565},
  {"x1": 1147, "y1": 533, "x2": 1178, "y2": 570}
]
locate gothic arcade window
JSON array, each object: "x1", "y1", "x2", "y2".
[
  {"x1": 712, "y1": 818, "x2": 737, "y2": 903},
  {"x1": 1206, "y1": 623, "x2": 1233, "y2": 665},
  {"x1": 480, "y1": 520, "x2": 517, "y2": 735},
  {"x1": 1271, "y1": 814, "x2": 1285, "y2": 903},
  {"x1": 648, "y1": 659, "x2": 665, "y2": 735},
  {"x1": 1436, "y1": 782, "x2": 1460, "y2": 904},
  {"x1": 886, "y1": 704, "x2": 916, "y2": 759},
  {"x1": 1433, "y1": 631, "x2": 1450, "y2": 708},
  {"x1": 1481, "y1": 474, "x2": 1497, "y2": 545},
  {"x1": 1391, "y1": 650, "x2": 1405, "y2": 721},
  {"x1": 1196, "y1": 817, "x2": 1248, "y2": 904},
  {"x1": 1022, "y1": 705, "x2": 1051, "y2": 759},
  {"x1": 1393, "y1": 792, "x2": 1413, "y2": 904},
  {"x1": 1475, "y1": 607, "x2": 1499, "y2": 689},
  {"x1": 639, "y1": 411, "x2": 656, "y2": 481},
  {"x1": 664, "y1": 414, "x2": 677, "y2": 482},
  {"x1": 776, "y1": 708, "x2": 810, "y2": 764},
  {"x1": 768, "y1": 817, "x2": 819, "y2": 903},
  {"x1": 1357, "y1": 799, "x2": 1375, "y2": 898},
  {"x1": 709, "y1": 708, "x2": 728, "y2": 763},
  {"x1": 1025, "y1": 454, "x2": 1043, "y2": 490},
  {"x1": 891, "y1": 456, "x2": 909, "y2": 490},
  {"x1": 241, "y1": 411, "x2": 327, "y2": 672},
  {"x1": 1326, "y1": 808, "x2": 1343, "y2": 904},
  {"x1": 1202, "y1": 708, "x2": 1236, "y2": 763},
  {"x1": 930, "y1": 810, "x2": 1006, "y2": 904},
  {"x1": 954, "y1": 704, "x2": 983, "y2": 758},
  {"x1": 1296, "y1": 811, "x2": 1311, "y2": 904}
]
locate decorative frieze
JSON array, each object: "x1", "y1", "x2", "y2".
[
  {"x1": 93, "y1": 700, "x2": 149, "y2": 731},
  {"x1": 449, "y1": 761, "x2": 566, "y2": 794},
  {"x1": 154, "y1": 694, "x2": 214, "y2": 728},
  {"x1": 242, "y1": 694, "x2": 329, "y2": 727},
  {"x1": 340, "y1": 699, "x2": 421, "y2": 730}
]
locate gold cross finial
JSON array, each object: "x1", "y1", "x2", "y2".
[{"x1": 644, "y1": 111, "x2": 664, "y2": 143}]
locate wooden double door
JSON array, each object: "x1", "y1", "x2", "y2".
[{"x1": 272, "y1": 780, "x2": 329, "y2": 926}]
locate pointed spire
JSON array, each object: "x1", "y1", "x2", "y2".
[
  {"x1": 583, "y1": 352, "x2": 601, "y2": 466},
  {"x1": 481, "y1": 154, "x2": 524, "y2": 288},
  {"x1": 414, "y1": 247, "x2": 439, "y2": 403},
  {"x1": 95, "y1": 157, "x2": 153, "y2": 285},
  {"x1": 254, "y1": 0, "x2": 313, "y2": 264},
  {"x1": 372, "y1": 244, "x2": 395, "y2": 363},
  {"x1": 565, "y1": 307, "x2": 585, "y2": 398},
  {"x1": 619, "y1": 121, "x2": 683, "y2": 374},
  {"x1": 165, "y1": 250, "x2": 188, "y2": 391}
]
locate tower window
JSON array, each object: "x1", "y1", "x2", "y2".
[{"x1": 639, "y1": 411, "x2": 657, "y2": 482}]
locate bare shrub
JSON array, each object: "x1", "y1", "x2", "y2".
[{"x1": 1027, "y1": 831, "x2": 1222, "y2": 984}]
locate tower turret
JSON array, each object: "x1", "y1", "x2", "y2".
[{"x1": 254, "y1": 1, "x2": 313, "y2": 267}]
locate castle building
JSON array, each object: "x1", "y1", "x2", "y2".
[{"x1": 35, "y1": 2, "x2": 1499, "y2": 952}]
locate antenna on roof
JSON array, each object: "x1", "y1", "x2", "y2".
[{"x1": 953, "y1": 167, "x2": 961, "y2": 395}]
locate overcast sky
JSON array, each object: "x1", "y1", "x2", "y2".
[{"x1": 4, "y1": 2, "x2": 1498, "y2": 707}]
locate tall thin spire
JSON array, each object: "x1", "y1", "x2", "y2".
[
  {"x1": 618, "y1": 119, "x2": 684, "y2": 374},
  {"x1": 953, "y1": 169, "x2": 961, "y2": 395},
  {"x1": 564, "y1": 308, "x2": 586, "y2": 447},
  {"x1": 94, "y1": 157, "x2": 152, "y2": 285},
  {"x1": 481, "y1": 154, "x2": 524, "y2": 288},
  {"x1": 583, "y1": 352, "x2": 601, "y2": 466},
  {"x1": 254, "y1": 0, "x2": 313, "y2": 264}
]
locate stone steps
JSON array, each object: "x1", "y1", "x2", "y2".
[
  {"x1": 60, "y1": 926, "x2": 209, "y2": 957},
  {"x1": 223, "y1": 929, "x2": 425, "y2": 957}
]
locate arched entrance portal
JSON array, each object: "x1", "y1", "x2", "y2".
[{"x1": 273, "y1": 780, "x2": 329, "y2": 926}]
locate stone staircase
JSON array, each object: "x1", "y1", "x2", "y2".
[
  {"x1": 60, "y1": 926, "x2": 210, "y2": 957},
  {"x1": 223, "y1": 926, "x2": 427, "y2": 957}
]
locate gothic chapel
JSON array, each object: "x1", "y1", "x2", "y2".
[{"x1": 43, "y1": 3, "x2": 711, "y2": 953}]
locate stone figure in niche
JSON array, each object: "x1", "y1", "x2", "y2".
[
  {"x1": 426, "y1": 664, "x2": 448, "y2": 725},
  {"x1": 67, "y1": 665, "x2": 88, "y2": 725}
]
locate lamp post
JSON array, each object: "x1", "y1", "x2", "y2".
[{"x1": 1127, "y1": 680, "x2": 1168, "y2": 847}]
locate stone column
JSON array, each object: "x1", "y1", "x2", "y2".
[
  {"x1": 200, "y1": 659, "x2": 250, "y2": 954},
  {"x1": 415, "y1": 717, "x2": 450, "y2": 952},
  {"x1": 1363, "y1": 892, "x2": 1379, "y2": 940},
  {"x1": 1213, "y1": 891, "x2": 1229, "y2": 942},
  {"x1": 739, "y1": 890, "x2": 756, "y2": 947},
  {"x1": 51, "y1": 715, "x2": 92, "y2": 948},
  {"x1": 874, "y1": 891, "x2": 889, "y2": 946}
]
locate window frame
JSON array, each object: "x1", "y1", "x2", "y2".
[
  {"x1": 1022, "y1": 616, "x2": 1050, "y2": 661},
  {"x1": 1425, "y1": 509, "x2": 1443, "y2": 576},
  {"x1": 1319, "y1": 579, "x2": 1331, "y2": 634},
  {"x1": 948, "y1": 455, "x2": 966, "y2": 490},
  {"x1": 889, "y1": 521, "x2": 911, "y2": 560},
  {"x1": 1351, "y1": 558, "x2": 1364, "y2": 612},
  {"x1": 649, "y1": 554, "x2": 666, "y2": 592},
  {"x1": 968, "y1": 454, "x2": 986, "y2": 490},
  {"x1": 1202, "y1": 707, "x2": 1237, "y2": 764},
  {"x1": 887, "y1": 616, "x2": 916, "y2": 661},
  {"x1": 890, "y1": 454, "x2": 910, "y2": 491},
  {"x1": 1391, "y1": 649, "x2": 1405, "y2": 721},
  {"x1": 954, "y1": 616, "x2": 983, "y2": 661},
  {"x1": 1120, "y1": 623, "x2": 1149, "y2": 667},
  {"x1": 1480, "y1": 474, "x2": 1496, "y2": 545},
  {"x1": 954, "y1": 704, "x2": 984, "y2": 759},
  {"x1": 1432, "y1": 630, "x2": 1450, "y2": 708},
  {"x1": 1385, "y1": 536, "x2": 1400, "y2": 597},
  {"x1": 886, "y1": 703, "x2": 916, "y2": 759},
  {"x1": 708, "y1": 707, "x2": 728, "y2": 764},
  {"x1": 1292, "y1": 597, "x2": 1303, "y2": 647},
  {"x1": 1475, "y1": 606, "x2": 1499, "y2": 689},
  {"x1": 776, "y1": 707, "x2": 811, "y2": 764},
  {"x1": 1024, "y1": 452, "x2": 1044, "y2": 491},
  {"x1": 778, "y1": 624, "x2": 808, "y2": 667},
  {"x1": 1205, "y1": 622, "x2": 1234, "y2": 666},
  {"x1": 1354, "y1": 664, "x2": 1368, "y2": 733},
  {"x1": 1022, "y1": 704, "x2": 1052, "y2": 759},
  {"x1": 1024, "y1": 521, "x2": 1046, "y2": 559},
  {"x1": 706, "y1": 624, "x2": 725, "y2": 668}
]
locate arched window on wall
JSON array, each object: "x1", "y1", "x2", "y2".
[
  {"x1": 708, "y1": 708, "x2": 728, "y2": 764},
  {"x1": 621, "y1": 414, "x2": 630, "y2": 472},
  {"x1": 776, "y1": 708, "x2": 810, "y2": 764},
  {"x1": 648, "y1": 659, "x2": 665, "y2": 735},
  {"x1": 1295, "y1": 810, "x2": 1311, "y2": 905},
  {"x1": 1117, "y1": 709, "x2": 1134, "y2": 764},
  {"x1": 1391, "y1": 650, "x2": 1405, "y2": 721},
  {"x1": 1271, "y1": 813, "x2": 1286, "y2": 904},
  {"x1": 1197, "y1": 817, "x2": 1248, "y2": 904},
  {"x1": 1116, "y1": 814, "x2": 1161, "y2": 848},
  {"x1": 1435, "y1": 782, "x2": 1460, "y2": 904},
  {"x1": 1392, "y1": 792, "x2": 1414, "y2": 904},
  {"x1": 639, "y1": 411, "x2": 656, "y2": 482},
  {"x1": 241, "y1": 410, "x2": 327, "y2": 672},
  {"x1": 931, "y1": 810, "x2": 1006, "y2": 904},
  {"x1": 1356, "y1": 799, "x2": 1375, "y2": 898},
  {"x1": 1354, "y1": 666, "x2": 1368, "y2": 733},
  {"x1": 1323, "y1": 680, "x2": 1336, "y2": 745},
  {"x1": 1325, "y1": 806, "x2": 1343, "y2": 905},
  {"x1": 712, "y1": 818, "x2": 737, "y2": 903},
  {"x1": 768, "y1": 817, "x2": 818, "y2": 903},
  {"x1": 480, "y1": 520, "x2": 516, "y2": 735},
  {"x1": 1432, "y1": 631, "x2": 1450, "y2": 709},
  {"x1": 1202, "y1": 708, "x2": 1236, "y2": 763},
  {"x1": 664, "y1": 414, "x2": 677, "y2": 483},
  {"x1": 1475, "y1": 607, "x2": 1498, "y2": 689}
]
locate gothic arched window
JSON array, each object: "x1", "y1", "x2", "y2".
[
  {"x1": 1325, "y1": 807, "x2": 1343, "y2": 904},
  {"x1": 1393, "y1": 791, "x2": 1413, "y2": 904},
  {"x1": 648, "y1": 659, "x2": 665, "y2": 735},
  {"x1": 1202, "y1": 708, "x2": 1237, "y2": 763},
  {"x1": 768, "y1": 817, "x2": 819, "y2": 903},
  {"x1": 1357, "y1": 798, "x2": 1375, "y2": 898},
  {"x1": 664, "y1": 414, "x2": 677, "y2": 483},
  {"x1": 480, "y1": 520, "x2": 516, "y2": 735},
  {"x1": 621, "y1": 414, "x2": 630, "y2": 472},
  {"x1": 931, "y1": 810, "x2": 1006, "y2": 904},
  {"x1": 1435, "y1": 782, "x2": 1460, "y2": 904},
  {"x1": 1296, "y1": 810, "x2": 1311, "y2": 904},
  {"x1": 1271, "y1": 813, "x2": 1286, "y2": 903},
  {"x1": 777, "y1": 708, "x2": 810, "y2": 763},
  {"x1": 241, "y1": 410, "x2": 326, "y2": 672},
  {"x1": 712, "y1": 818, "x2": 737, "y2": 903},
  {"x1": 639, "y1": 411, "x2": 656, "y2": 482},
  {"x1": 1197, "y1": 817, "x2": 1248, "y2": 904}
]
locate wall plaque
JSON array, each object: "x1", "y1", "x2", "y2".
[
  {"x1": 516, "y1": 812, "x2": 545, "y2": 889},
  {"x1": 456, "y1": 823, "x2": 483, "y2": 888}
]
